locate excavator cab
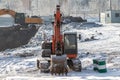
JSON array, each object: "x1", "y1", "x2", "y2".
[
  {"x1": 64, "y1": 33, "x2": 77, "y2": 58},
  {"x1": 15, "y1": 13, "x2": 25, "y2": 25},
  {"x1": 64, "y1": 33, "x2": 81, "y2": 71}
]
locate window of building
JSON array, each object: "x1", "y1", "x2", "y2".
[
  {"x1": 115, "y1": 13, "x2": 120, "y2": 17},
  {"x1": 107, "y1": 13, "x2": 109, "y2": 17}
]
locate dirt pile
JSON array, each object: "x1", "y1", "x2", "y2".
[{"x1": 0, "y1": 26, "x2": 38, "y2": 51}]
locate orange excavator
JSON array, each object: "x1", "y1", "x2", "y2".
[
  {"x1": 0, "y1": 9, "x2": 43, "y2": 25},
  {"x1": 37, "y1": 5, "x2": 81, "y2": 75}
]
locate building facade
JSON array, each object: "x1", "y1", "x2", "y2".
[{"x1": 101, "y1": 10, "x2": 120, "y2": 23}]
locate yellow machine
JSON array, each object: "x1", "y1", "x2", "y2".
[
  {"x1": 0, "y1": 9, "x2": 43, "y2": 25},
  {"x1": 25, "y1": 17, "x2": 42, "y2": 24},
  {"x1": 0, "y1": 9, "x2": 16, "y2": 17}
]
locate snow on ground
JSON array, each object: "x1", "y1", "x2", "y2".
[
  {"x1": 0, "y1": 22, "x2": 120, "y2": 80},
  {"x1": 0, "y1": 14, "x2": 13, "y2": 17},
  {"x1": 78, "y1": 24, "x2": 120, "y2": 53}
]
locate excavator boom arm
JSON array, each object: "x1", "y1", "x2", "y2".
[
  {"x1": 0, "y1": 9, "x2": 16, "y2": 17},
  {"x1": 52, "y1": 5, "x2": 63, "y2": 54}
]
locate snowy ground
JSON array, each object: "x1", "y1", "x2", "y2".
[{"x1": 0, "y1": 22, "x2": 120, "y2": 80}]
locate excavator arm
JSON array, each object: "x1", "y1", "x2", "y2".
[
  {"x1": 52, "y1": 5, "x2": 63, "y2": 54},
  {"x1": 0, "y1": 9, "x2": 16, "y2": 17}
]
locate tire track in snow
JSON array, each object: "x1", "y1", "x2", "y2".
[{"x1": 0, "y1": 57, "x2": 22, "y2": 74}]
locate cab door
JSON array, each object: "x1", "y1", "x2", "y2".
[{"x1": 64, "y1": 33, "x2": 77, "y2": 58}]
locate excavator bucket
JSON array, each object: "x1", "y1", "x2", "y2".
[
  {"x1": 50, "y1": 55, "x2": 68, "y2": 75},
  {"x1": 51, "y1": 55, "x2": 67, "y2": 65}
]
